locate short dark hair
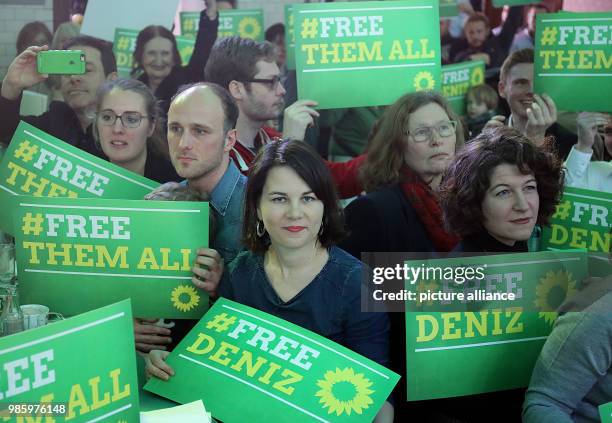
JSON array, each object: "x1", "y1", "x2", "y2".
[
  {"x1": 243, "y1": 139, "x2": 345, "y2": 254},
  {"x1": 500, "y1": 48, "x2": 534, "y2": 83},
  {"x1": 466, "y1": 84, "x2": 499, "y2": 110},
  {"x1": 440, "y1": 126, "x2": 564, "y2": 237},
  {"x1": 204, "y1": 36, "x2": 277, "y2": 90},
  {"x1": 132, "y1": 25, "x2": 181, "y2": 76},
  {"x1": 16, "y1": 21, "x2": 52, "y2": 54},
  {"x1": 172, "y1": 82, "x2": 239, "y2": 134},
  {"x1": 64, "y1": 35, "x2": 117, "y2": 76},
  {"x1": 265, "y1": 23, "x2": 285, "y2": 43}
]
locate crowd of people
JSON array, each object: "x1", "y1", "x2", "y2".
[{"x1": 1, "y1": 0, "x2": 610, "y2": 421}]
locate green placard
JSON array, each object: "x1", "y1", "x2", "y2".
[
  {"x1": 14, "y1": 196, "x2": 209, "y2": 318},
  {"x1": 286, "y1": 5, "x2": 296, "y2": 70},
  {"x1": 294, "y1": 1, "x2": 441, "y2": 109},
  {"x1": 181, "y1": 10, "x2": 264, "y2": 41},
  {"x1": 404, "y1": 250, "x2": 588, "y2": 400},
  {"x1": 0, "y1": 122, "x2": 159, "y2": 235},
  {"x1": 493, "y1": 0, "x2": 542, "y2": 6},
  {"x1": 541, "y1": 187, "x2": 611, "y2": 254},
  {"x1": 0, "y1": 300, "x2": 139, "y2": 422},
  {"x1": 113, "y1": 28, "x2": 138, "y2": 78},
  {"x1": 145, "y1": 298, "x2": 399, "y2": 422},
  {"x1": 441, "y1": 60, "x2": 486, "y2": 116},
  {"x1": 534, "y1": 12, "x2": 612, "y2": 112},
  {"x1": 180, "y1": 12, "x2": 200, "y2": 38},
  {"x1": 176, "y1": 36, "x2": 195, "y2": 66},
  {"x1": 219, "y1": 9, "x2": 264, "y2": 40},
  {"x1": 601, "y1": 401, "x2": 612, "y2": 423},
  {"x1": 439, "y1": 0, "x2": 458, "y2": 18}
]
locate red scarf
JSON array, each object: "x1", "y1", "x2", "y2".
[{"x1": 399, "y1": 167, "x2": 459, "y2": 252}]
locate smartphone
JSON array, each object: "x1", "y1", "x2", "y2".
[{"x1": 37, "y1": 50, "x2": 86, "y2": 75}]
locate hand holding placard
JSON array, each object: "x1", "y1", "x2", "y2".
[
  {"x1": 575, "y1": 112, "x2": 610, "y2": 153},
  {"x1": 524, "y1": 93, "x2": 557, "y2": 144},
  {"x1": 282, "y1": 100, "x2": 320, "y2": 141},
  {"x1": 191, "y1": 247, "x2": 224, "y2": 297}
]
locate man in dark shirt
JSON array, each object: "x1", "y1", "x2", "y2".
[
  {"x1": 0, "y1": 35, "x2": 117, "y2": 157},
  {"x1": 450, "y1": 8, "x2": 522, "y2": 69}
]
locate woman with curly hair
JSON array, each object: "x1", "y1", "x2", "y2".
[{"x1": 440, "y1": 126, "x2": 564, "y2": 252}]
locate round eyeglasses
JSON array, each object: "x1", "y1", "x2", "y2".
[
  {"x1": 98, "y1": 110, "x2": 149, "y2": 128},
  {"x1": 406, "y1": 121, "x2": 457, "y2": 143}
]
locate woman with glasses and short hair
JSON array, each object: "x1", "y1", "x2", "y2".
[{"x1": 93, "y1": 78, "x2": 178, "y2": 183}]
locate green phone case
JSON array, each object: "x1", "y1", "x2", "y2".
[{"x1": 37, "y1": 50, "x2": 86, "y2": 75}]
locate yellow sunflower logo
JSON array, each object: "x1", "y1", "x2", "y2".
[
  {"x1": 238, "y1": 17, "x2": 262, "y2": 40},
  {"x1": 535, "y1": 270, "x2": 577, "y2": 325},
  {"x1": 470, "y1": 66, "x2": 485, "y2": 86},
  {"x1": 315, "y1": 367, "x2": 374, "y2": 416},
  {"x1": 171, "y1": 284, "x2": 200, "y2": 312},
  {"x1": 413, "y1": 71, "x2": 435, "y2": 91}
]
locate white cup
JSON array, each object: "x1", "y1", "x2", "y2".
[{"x1": 21, "y1": 304, "x2": 63, "y2": 330}]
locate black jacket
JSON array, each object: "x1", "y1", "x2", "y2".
[
  {"x1": 340, "y1": 185, "x2": 437, "y2": 421},
  {"x1": 341, "y1": 185, "x2": 436, "y2": 259},
  {"x1": 0, "y1": 97, "x2": 101, "y2": 158}
]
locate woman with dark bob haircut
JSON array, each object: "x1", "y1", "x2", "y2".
[
  {"x1": 145, "y1": 139, "x2": 394, "y2": 421},
  {"x1": 131, "y1": 1, "x2": 219, "y2": 113},
  {"x1": 440, "y1": 126, "x2": 564, "y2": 252}
]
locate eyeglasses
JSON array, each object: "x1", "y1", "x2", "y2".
[
  {"x1": 242, "y1": 75, "x2": 282, "y2": 90},
  {"x1": 97, "y1": 110, "x2": 149, "y2": 128},
  {"x1": 406, "y1": 121, "x2": 457, "y2": 143}
]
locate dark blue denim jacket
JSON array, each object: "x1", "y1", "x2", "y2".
[
  {"x1": 208, "y1": 161, "x2": 246, "y2": 264},
  {"x1": 219, "y1": 246, "x2": 390, "y2": 367},
  {"x1": 183, "y1": 161, "x2": 246, "y2": 264}
]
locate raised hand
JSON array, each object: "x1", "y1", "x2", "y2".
[
  {"x1": 1, "y1": 45, "x2": 49, "y2": 100},
  {"x1": 282, "y1": 100, "x2": 320, "y2": 141},
  {"x1": 575, "y1": 112, "x2": 610, "y2": 153},
  {"x1": 524, "y1": 94, "x2": 556, "y2": 145}
]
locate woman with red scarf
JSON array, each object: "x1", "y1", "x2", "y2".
[
  {"x1": 340, "y1": 91, "x2": 464, "y2": 421},
  {"x1": 341, "y1": 91, "x2": 463, "y2": 256}
]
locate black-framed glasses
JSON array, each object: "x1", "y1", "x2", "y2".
[
  {"x1": 97, "y1": 110, "x2": 149, "y2": 128},
  {"x1": 242, "y1": 75, "x2": 282, "y2": 90},
  {"x1": 406, "y1": 121, "x2": 457, "y2": 143}
]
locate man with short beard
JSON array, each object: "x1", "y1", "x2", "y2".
[
  {"x1": 205, "y1": 36, "x2": 364, "y2": 198},
  {"x1": 167, "y1": 82, "x2": 244, "y2": 266}
]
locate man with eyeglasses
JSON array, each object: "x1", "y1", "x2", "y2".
[
  {"x1": 204, "y1": 36, "x2": 365, "y2": 199},
  {"x1": 0, "y1": 36, "x2": 117, "y2": 157}
]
